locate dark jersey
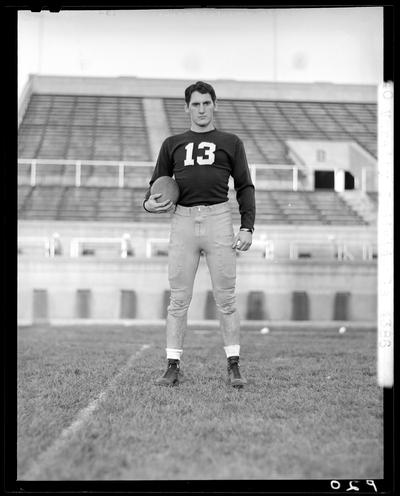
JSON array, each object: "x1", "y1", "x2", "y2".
[{"x1": 144, "y1": 128, "x2": 255, "y2": 231}]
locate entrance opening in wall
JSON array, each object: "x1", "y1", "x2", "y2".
[
  {"x1": 345, "y1": 171, "x2": 355, "y2": 190},
  {"x1": 314, "y1": 170, "x2": 334, "y2": 190}
]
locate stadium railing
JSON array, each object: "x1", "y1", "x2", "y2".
[
  {"x1": 18, "y1": 159, "x2": 307, "y2": 191},
  {"x1": 18, "y1": 234, "x2": 377, "y2": 262},
  {"x1": 18, "y1": 158, "x2": 376, "y2": 193},
  {"x1": 288, "y1": 240, "x2": 377, "y2": 261},
  {"x1": 70, "y1": 234, "x2": 133, "y2": 258},
  {"x1": 18, "y1": 235, "x2": 61, "y2": 257}
]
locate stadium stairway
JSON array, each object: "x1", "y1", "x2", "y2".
[
  {"x1": 338, "y1": 190, "x2": 378, "y2": 225},
  {"x1": 304, "y1": 191, "x2": 368, "y2": 225}
]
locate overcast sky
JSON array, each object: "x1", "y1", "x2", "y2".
[{"x1": 18, "y1": 7, "x2": 383, "y2": 98}]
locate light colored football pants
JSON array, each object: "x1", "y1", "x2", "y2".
[{"x1": 166, "y1": 202, "x2": 240, "y2": 350}]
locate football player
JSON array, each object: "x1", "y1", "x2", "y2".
[{"x1": 143, "y1": 81, "x2": 255, "y2": 388}]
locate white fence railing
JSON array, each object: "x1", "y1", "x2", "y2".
[
  {"x1": 18, "y1": 158, "x2": 303, "y2": 190},
  {"x1": 289, "y1": 240, "x2": 377, "y2": 261},
  {"x1": 18, "y1": 235, "x2": 62, "y2": 257},
  {"x1": 17, "y1": 233, "x2": 377, "y2": 261},
  {"x1": 18, "y1": 157, "x2": 377, "y2": 192},
  {"x1": 70, "y1": 234, "x2": 133, "y2": 258}
]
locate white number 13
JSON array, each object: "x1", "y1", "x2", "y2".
[{"x1": 184, "y1": 142, "x2": 216, "y2": 166}]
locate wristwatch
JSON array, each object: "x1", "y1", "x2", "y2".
[{"x1": 240, "y1": 227, "x2": 254, "y2": 234}]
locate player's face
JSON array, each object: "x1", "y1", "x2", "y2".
[{"x1": 185, "y1": 91, "x2": 217, "y2": 132}]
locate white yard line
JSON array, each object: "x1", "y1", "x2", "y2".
[{"x1": 20, "y1": 343, "x2": 151, "y2": 481}]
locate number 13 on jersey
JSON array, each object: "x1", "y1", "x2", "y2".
[{"x1": 184, "y1": 142, "x2": 216, "y2": 166}]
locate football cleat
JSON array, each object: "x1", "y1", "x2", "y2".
[
  {"x1": 155, "y1": 359, "x2": 181, "y2": 386},
  {"x1": 227, "y1": 356, "x2": 247, "y2": 388}
]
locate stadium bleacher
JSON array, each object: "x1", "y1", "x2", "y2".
[
  {"x1": 18, "y1": 185, "x2": 367, "y2": 225},
  {"x1": 19, "y1": 94, "x2": 376, "y2": 166},
  {"x1": 18, "y1": 94, "x2": 152, "y2": 162},
  {"x1": 18, "y1": 89, "x2": 377, "y2": 227}
]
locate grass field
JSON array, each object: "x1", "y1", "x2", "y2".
[{"x1": 17, "y1": 324, "x2": 383, "y2": 481}]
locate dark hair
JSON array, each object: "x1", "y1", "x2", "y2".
[{"x1": 184, "y1": 81, "x2": 217, "y2": 105}]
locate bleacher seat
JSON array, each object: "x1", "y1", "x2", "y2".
[
  {"x1": 18, "y1": 94, "x2": 152, "y2": 163},
  {"x1": 21, "y1": 185, "x2": 65, "y2": 220},
  {"x1": 18, "y1": 185, "x2": 369, "y2": 225},
  {"x1": 57, "y1": 187, "x2": 99, "y2": 220},
  {"x1": 18, "y1": 185, "x2": 32, "y2": 211}
]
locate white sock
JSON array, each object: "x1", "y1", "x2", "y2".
[
  {"x1": 166, "y1": 348, "x2": 183, "y2": 360},
  {"x1": 224, "y1": 345, "x2": 240, "y2": 358}
]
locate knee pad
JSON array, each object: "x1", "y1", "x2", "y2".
[
  {"x1": 215, "y1": 292, "x2": 236, "y2": 315},
  {"x1": 168, "y1": 294, "x2": 192, "y2": 316}
]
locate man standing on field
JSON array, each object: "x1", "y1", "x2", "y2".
[{"x1": 143, "y1": 81, "x2": 255, "y2": 388}]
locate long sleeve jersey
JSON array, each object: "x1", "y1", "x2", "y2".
[{"x1": 144, "y1": 128, "x2": 256, "y2": 231}]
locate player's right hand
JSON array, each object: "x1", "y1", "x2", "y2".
[{"x1": 145, "y1": 193, "x2": 174, "y2": 213}]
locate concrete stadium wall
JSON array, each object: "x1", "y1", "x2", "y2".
[
  {"x1": 18, "y1": 256, "x2": 377, "y2": 324},
  {"x1": 26, "y1": 74, "x2": 377, "y2": 103}
]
